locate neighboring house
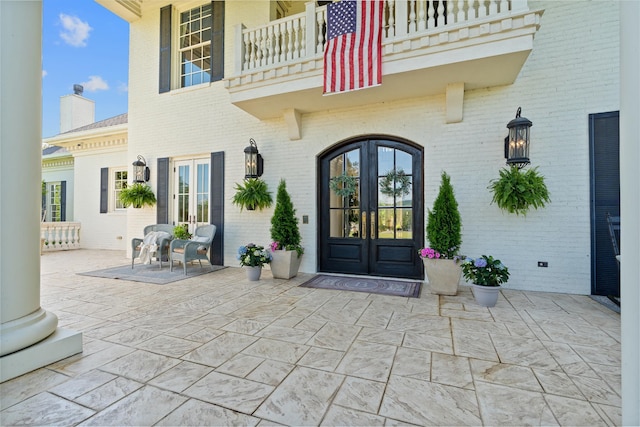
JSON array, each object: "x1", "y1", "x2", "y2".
[
  {"x1": 94, "y1": 0, "x2": 620, "y2": 296},
  {"x1": 43, "y1": 89, "x2": 129, "y2": 251}
]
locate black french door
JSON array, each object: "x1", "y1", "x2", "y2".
[{"x1": 318, "y1": 137, "x2": 424, "y2": 279}]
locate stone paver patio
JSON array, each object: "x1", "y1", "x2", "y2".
[{"x1": 0, "y1": 249, "x2": 621, "y2": 426}]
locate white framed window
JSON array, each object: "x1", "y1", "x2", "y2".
[
  {"x1": 114, "y1": 170, "x2": 128, "y2": 210},
  {"x1": 179, "y1": 3, "x2": 212, "y2": 88},
  {"x1": 47, "y1": 182, "x2": 62, "y2": 221}
]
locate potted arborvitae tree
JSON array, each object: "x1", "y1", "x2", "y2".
[
  {"x1": 269, "y1": 179, "x2": 304, "y2": 279},
  {"x1": 419, "y1": 171, "x2": 463, "y2": 295}
]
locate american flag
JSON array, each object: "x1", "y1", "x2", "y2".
[{"x1": 323, "y1": 0, "x2": 384, "y2": 94}]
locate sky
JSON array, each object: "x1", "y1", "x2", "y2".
[{"x1": 42, "y1": 0, "x2": 129, "y2": 138}]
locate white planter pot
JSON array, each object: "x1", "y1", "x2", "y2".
[
  {"x1": 423, "y1": 258, "x2": 462, "y2": 296},
  {"x1": 270, "y1": 249, "x2": 302, "y2": 279},
  {"x1": 245, "y1": 266, "x2": 262, "y2": 281},
  {"x1": 471, "y1": 284, "x2": 501, "y2": 307}
]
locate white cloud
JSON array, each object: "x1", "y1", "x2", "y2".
[
  {"x1": 42, "y1": 70, "x2": 48, "y2": 78},
  {"x1": 80, "y1": 76, "x2": 109, "y2": 92},
  {"x1": 59, "y1": 13, "x2": 92, "y2": 47},
  {"x1": 117, "y1": 82, "x2": 129, "y2": 93}
]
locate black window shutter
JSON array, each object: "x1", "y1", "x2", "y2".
[
  {"x1": 157, "y1": 157, "x2": 170, "y2": 224},
  {"x1": 211, "y1": 1, "x2": 224, "y2": 82},
  {"x1": 159, "y1": 5, "x2": 172, "y2": 93},
  {"x1": 60, "y1": 181, "x2": 67, "y2": 221},
  {"x1": 100, "y1": 168, "x2": 108, "y2": 213},
  {"x1": 210, "y1": 151, "x2": 224, "y2": 265}
]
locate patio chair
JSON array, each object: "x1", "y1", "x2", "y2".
[
  {"x1": 169, "y1": 224, "x2": 217, "y2": 275},
  {"x1": 131, "y1": 224, "x2": 174, "y2": 269}
]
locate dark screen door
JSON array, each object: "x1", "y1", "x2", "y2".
[
  {"x1": 589, "y1": 111, "x2": 620, "y2": 297},
  {"x1": 318, "y1": 137, "x2": 423, "y2": 279}
]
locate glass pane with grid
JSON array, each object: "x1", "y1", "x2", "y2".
[
  {"x1": 377, "y1": 147, "x2": 413, "y2": 239},
  {"x1": 179, "y1": 4, "x2": 212, "y2": 88},
  {"x1": 114, "y1": 170, "x2": 128, "y2": 210},
  {"x1": 48, "y1": 183, "x2": 62, "y2": 221}
]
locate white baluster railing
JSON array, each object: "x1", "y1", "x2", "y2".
[
  {"x1": 235, "y1": 0, "x2": 518, "y2": 74},
  {"x1": 41, "y1": 222, "x2": 81, "y2": 251}
]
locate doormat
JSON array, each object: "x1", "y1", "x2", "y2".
[
  {"x1": 78, "y1": 263, "x2": 226, "y2": 285},
  {"x1": 300, "y1": 275, "x2": 421, "y2": 298}
]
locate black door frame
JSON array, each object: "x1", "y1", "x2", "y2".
[{"x1": 317, "y1": 135, "x2": 424, "y2": 279}]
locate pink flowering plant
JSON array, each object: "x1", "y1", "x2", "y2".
[
  {"x1": 418, "y1": 247, "x2": 441, "y2": 259},
  {"x1": 461, "y1": 255, "x2": 509, "y2": 287}
]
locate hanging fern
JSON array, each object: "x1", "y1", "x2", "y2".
[{"x1": 489, "y1": 166, "x2": 550, "y2": 216}]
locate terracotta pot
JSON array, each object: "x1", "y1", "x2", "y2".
[
  {"x1": 423, "y1": 258, "x2": 462, "y2": 296},
  {"x1": 471, "y1": 283, "x2": 501, "y2": 307},
  {"x1": 245, "y1": 266, "x2": 262, "y2": 281}
]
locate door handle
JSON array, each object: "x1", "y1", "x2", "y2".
[
  {"x1": 371, "y1": 211, "x2": 376, "y2": 239},
  {"x1": 361, "y1": 211, "x2": 367, "y2": 239}
]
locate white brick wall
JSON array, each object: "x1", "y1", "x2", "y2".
[
  {"x1": 124, "y1": 0, "x2": 619, "y2": 294},
  {"x1": 74, "y1": 148, "x2": 129, "y2": 250}
]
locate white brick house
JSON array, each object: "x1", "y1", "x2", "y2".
[{"x1": 95, "y1": 0, "x2": 621, "y2": 296}]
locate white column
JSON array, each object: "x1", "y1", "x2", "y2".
[
  {"x1": 0, "y1": 0, "x2": 82, "y2": 382},
  {"x1": 620, "y1": 1, "x2": 640, "y2": 424}
]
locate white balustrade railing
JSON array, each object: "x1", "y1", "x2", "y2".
[
  {"x1": 41, "y1": 222, "x2": 81, "y2": 251},
  {"x1": 235, "y1": 0, "x2": 524, "y2": 74}
]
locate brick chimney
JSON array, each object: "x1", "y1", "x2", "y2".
[{"x1": 59, "y1": 84, "x2": 95, "y2": 133}]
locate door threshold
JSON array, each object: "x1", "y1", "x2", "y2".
[{"x1": 317, "y1": 272, "x2": 420, "y2": 283}]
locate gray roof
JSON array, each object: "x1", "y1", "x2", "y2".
[
  {"x1": 61, "y1": 113, "x2": 128, "y2": 134},
  {"x1": 42, "y1": 145, "x2": 65, "y2": 155}
]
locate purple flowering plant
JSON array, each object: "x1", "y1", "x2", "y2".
[{"x1": 461, "y1": 255, "x2": 509, "y2": 287}]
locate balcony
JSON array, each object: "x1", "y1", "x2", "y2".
[{"x1": 225, "y1": 0, "x2": 543, "y2": 137}]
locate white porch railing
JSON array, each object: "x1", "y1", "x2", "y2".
[
  {"x1": 235, "y1": 0, "x2": 528, "y2": 74},
  {"x1": 41, "y1": 222, "x2": 81, "y2": 251}
]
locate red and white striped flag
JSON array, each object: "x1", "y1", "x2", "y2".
[{"x1": 323, "y1": 0, "x2": 384, "y2": 95}]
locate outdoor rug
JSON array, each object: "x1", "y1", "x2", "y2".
[
  {"x1": 300, "y1": 275, "x2": 421, "y2": 298},
  {"x1": 78, "y1": 263, "x2": 226, "y2": 285}
]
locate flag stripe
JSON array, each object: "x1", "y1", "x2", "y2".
[{"x1": 323, "y1": 0, "x2": 383, "y2": 94}]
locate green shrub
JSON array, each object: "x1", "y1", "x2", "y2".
[
  {"x1": 270, "y1": 179, "x2": 303, "y2": 257},
  {"x1": 426, "y1": 171, "x2": 462, "y2": 258}
]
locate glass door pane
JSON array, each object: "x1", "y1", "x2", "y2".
[
  {"x1": 195, "y1": 160, "x2": 210, "y2": 225},
  {"x1": 377, "y1": 146, "x2": 413, "y2": 239},
  {"x1": 329, "y1": 149, "x2": 360, "y2": 238},
  {"x1": 176, "y1": 163, "x2": 190, "y2": 225}
]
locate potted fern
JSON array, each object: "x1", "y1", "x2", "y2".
[
  {"x1": 119, "y1": 183, "x2": 157, "y2": 208},
  {"x1": 232, "y1": 178, "x2": 273, "y2": 211},
  {"x1": 489, "y1": 166, "x2": 550, "y2": 215},
  {"x1": 420, "y1": 171, "x2": 463, "y2": 295},
  {"x1": 269, "y1": 179, "x2": 304, "y2": 279}
]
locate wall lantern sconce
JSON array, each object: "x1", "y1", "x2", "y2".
[
  {"x1": 133, "y1": 155, "x2": 150, "y2": 183},
  {"x1": 504, "y1": 107, "x2": 532, "y2": 168},
  {"x1": 244, "y1": 138, "x2": 264, "y2": 179}
]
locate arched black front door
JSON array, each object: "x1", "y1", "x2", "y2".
[{"x1": 318, "y1": 136, "x2": 424, "y2": 279}]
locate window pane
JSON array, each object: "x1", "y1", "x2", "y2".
[
  {"x1": 396, "y1": 208, "x2": 413, "y2": 239},
  {"x1": 378, "y1": 146, "x2": 394, "y2": 174},
  {"x1": 328, "y1": 208, "x2": 360, "y2": 238},
  {"x1": 396, "y1": 175, "x2": 412, "y2": 207},
  {"x1": 378, "y1": 208, "x2": 394, "y2": 239},
  {"x1": 396, "y1": 150, "x2": 412, "y2": 173}
]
